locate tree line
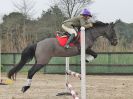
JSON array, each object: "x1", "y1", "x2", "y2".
[{"x1": 0, "y1": 1, "x2": 133, "y2": 53}]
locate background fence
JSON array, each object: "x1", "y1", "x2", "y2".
[{"x1": 1, "y1": 52, "x2": 133, "y2": 74}]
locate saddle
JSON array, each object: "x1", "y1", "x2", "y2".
[{"x1": 55, "y1": 31, "x2": 80, "y2": 47}]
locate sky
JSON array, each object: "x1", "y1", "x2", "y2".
[
  {"x1": 0, "y1": 0, "x2": 133, "y2": 23},
  {"x1": 90, "y1": 0, "x2": 133, "y2": 23}
]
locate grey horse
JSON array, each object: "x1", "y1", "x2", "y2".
[{"x1": 8, "y1": 21, "x2": 118, "y2": 93}]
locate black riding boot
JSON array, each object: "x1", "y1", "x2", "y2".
[{"x1": 65, "y1": 34, "x2": 75, "y2": 48}]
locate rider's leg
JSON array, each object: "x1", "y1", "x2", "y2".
[
  {"x1": 65, "y1": 33, "x2": 75, "y2": 48},
  {"x1": 62, "y1": 24, "x2": 77, "y2": 48}
]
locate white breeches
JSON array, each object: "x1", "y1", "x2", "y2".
[{"x1": 62, "y1": 24, "x2": 77, "y2": 36}]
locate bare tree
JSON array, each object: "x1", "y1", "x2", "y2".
[
  {"x1": 54, "y1": 0, "x2": 93, "y2": 18},
  {"x1": 12, "y1": 0, "x2": 36, "y2": 35},
  {"x1": 13, "y1": 0, "x2": 36, "y2": 19}
]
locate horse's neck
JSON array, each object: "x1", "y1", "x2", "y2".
[
  {"x1": 85, "y1": 29, "x2": 100, "y2": 42},
  {"x1": 86, "y1": 26, "x2": 106, "y2": 41}
]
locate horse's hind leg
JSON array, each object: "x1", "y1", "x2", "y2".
[
  {"x1": 21, "y1": 56, "x2": 51, "y2": 93},
  {"x1": 21, "y1": 64, "x2": 44, "y2": 93}
]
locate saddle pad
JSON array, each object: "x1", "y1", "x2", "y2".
[{"x1": 56, "y1": 36, "x2": 74, "y2": 47}]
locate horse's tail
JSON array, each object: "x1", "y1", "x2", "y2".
[{"x1": 8, "y1": 43, "x2": 37, "y2": 79}]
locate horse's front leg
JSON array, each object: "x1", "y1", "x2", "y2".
[
  {"x1": 21, "y1": 64, "x2": 44, "y2": 93},
  {"x1": 85, "y1": 48, "x2": 97, "y2": 62}
]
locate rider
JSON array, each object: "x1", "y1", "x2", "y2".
[{"x1": 62, "y1": 8, "x2": 93, "y2": 48}]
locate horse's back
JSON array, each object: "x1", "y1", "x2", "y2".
[
  {"x1": 36, "y1": 38, "x2": 58, "y2": 53},
  {"x1": 38, "y1": 38, "x2": 58, "y2": 45},
  {"x1": 35, "y1": 37, "x2": 79, "y2": 57}
]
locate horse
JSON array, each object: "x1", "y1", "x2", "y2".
[{"x1": 7, "y1": 21, "x2": 118, "y2": 93}]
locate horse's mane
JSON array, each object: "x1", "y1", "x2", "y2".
[{"x1": 93, "y1": 21, "x2": 109, "y2": 27}]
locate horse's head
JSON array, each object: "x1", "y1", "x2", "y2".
[
  {"x1": 104, "y1": 22, "x2": 118, "y2": 46},
  {"x1": 85, "y1": 21, "x2": 118, "y2": 46}
]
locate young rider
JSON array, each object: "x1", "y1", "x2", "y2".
[{"x1": 62, "y1": 8, "x2": 93, "y2": 48}]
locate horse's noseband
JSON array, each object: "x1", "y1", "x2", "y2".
[{"x1": 111, "y1": 38, "x2": 118, "y2": 46}]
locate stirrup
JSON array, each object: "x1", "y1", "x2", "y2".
[{"x1": 64, "y1": 45, "x2": 70, "y2": 49}]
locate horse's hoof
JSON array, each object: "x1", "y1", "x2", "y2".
[
  {"x1": 21, "y1": 86, "x2": 30, "y2": 93},
  {"x1": 80, "y1": 60, "x2": 89, "y2": 63},
  {"x1": 85, "y1": 60, "x2": 89, "y2": 63}
]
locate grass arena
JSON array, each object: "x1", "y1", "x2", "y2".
[{"x1": 1, "y1": 73, "x2": 133, "y2": 99}]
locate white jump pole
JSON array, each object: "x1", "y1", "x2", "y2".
[
  {"x1": 61, "y1": 27, "x2": 86, "y2": 99},
  {"x1": 65, "y1": 57, "x2": 69, "y2": 88},
  {"x1": 80, "y1": 27, "x2": 86, "y2": 99},
  {"x1": 0, "y1": 40, "x2": 1, "y2": 81}
]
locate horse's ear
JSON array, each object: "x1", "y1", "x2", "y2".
[
  {"x1": 111, "y1": 22, "x2": 113, "y2": 25},
  {"x1": 111, "y1": 22, "x2": 115, "y2": 28}
]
